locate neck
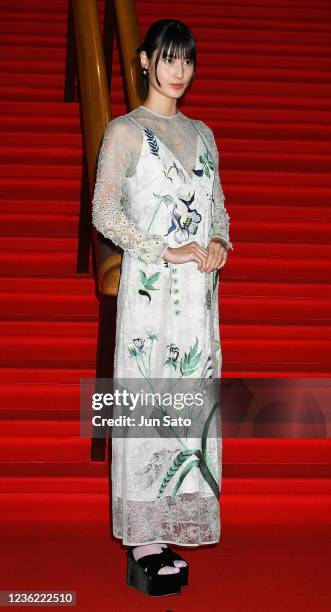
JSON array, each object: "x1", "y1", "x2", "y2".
[{"x1": 141, "y1": 94, "x2": 178, "y2": 117}]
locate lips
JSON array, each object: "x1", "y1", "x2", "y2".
[{"x1": 170, "y1": 83, "x2": 184, "y2": 88}]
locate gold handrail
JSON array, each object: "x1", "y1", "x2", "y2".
[
  {"x1": 72, "y1": 0, "x2": 110, "y2": 198},
  {"x1": 114, "y1": 0, "x2": 144, "y2": 108},
  {"x1": 72, "y1": 0, "x2": 144, "y2": 296}
]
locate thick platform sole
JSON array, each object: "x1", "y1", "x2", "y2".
[
  {"x1": 178, "y1": 565, "x2": 189, "y2": 587},
  {"x1": 159, "y1": 548, "x2": 189, "y2": 586},
  {"x1": 127, "y1": 552, "x2": 182, "y2": 596}
]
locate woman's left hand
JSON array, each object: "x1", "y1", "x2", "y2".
[{"x1": 200, "y1": 238, "x2": 228, "y2": 273}]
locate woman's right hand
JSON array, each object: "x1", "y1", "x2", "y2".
[{"x1": 163, "y1": 242, "x2": 208, "y2": 272}]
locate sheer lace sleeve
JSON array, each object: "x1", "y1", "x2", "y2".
[
  {"x1": 199, "y1": 122, "x2": 234, "y2": 252},
  {"x1": 92, "y1": 118, "x2": 169, "y2": 265}
]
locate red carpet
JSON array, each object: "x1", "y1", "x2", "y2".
[{"x1": 0, "y1": 0, "x2": 330, "y2": 609}]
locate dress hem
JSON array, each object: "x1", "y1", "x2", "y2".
[{"x1": 112, "y1": 534, "x2": 221, "y2": 548}]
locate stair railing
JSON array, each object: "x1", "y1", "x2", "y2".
[
  {"x1": 65, "y1": 0, "x2": 144, "y2": 461},
  {"x1": 65, "y1": 0, "x2": 144, "y2": 293}
]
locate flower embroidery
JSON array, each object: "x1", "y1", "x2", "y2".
[
  {"x1": 128, "y1": 337, "x2": 145, "y2": 357},
  {"x1": 165, "y1": 192, "x2": 201, "y2": 244},
  {"x1": 163, "y1": 343, "x2": 180, "y2": 369}
]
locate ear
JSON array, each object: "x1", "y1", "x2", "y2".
[{"x1": 140, "y1": 50, "x2": 148, "y2": 69}]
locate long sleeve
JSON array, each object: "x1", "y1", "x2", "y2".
[
  {"x1": 208, "y1": 129, "x2": 234, "y2": 251},
  {"x1": 92, "y1": 118, "x2": 169, "y2": 265}
]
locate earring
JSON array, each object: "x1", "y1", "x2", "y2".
[{"x1": 141, "y1": 67, "x2": 149, "y2": 76}]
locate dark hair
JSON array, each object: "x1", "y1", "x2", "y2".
[{"x1": 136, "y1": 19, "x2": 197, "y2": 92}]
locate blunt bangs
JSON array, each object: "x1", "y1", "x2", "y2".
[{"x1": 156, "y1": 26, "x2": 197, "y2": 68}]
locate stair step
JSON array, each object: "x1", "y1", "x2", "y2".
[
  {"x1": 0, "y1": 294, "x2": 329, "y2": 321},
  {"x1": 1, "y1": 201, "x2": 330, "y2": 225},
  {"x1": 2, "y1": 147, "x2": 331, "y2": 175},
  {"x1": 2, "y1": 40, "x2": 331, "y2": 64},
  {"x1": 0, "y1": 436, "x2": 328, "y2": 464},
  {"x1": 0, "y1": 382, "x2": 82, "y2": 412},
  {"x1": 0, "y1": 161, "x2": 82, "y2": 178},
  {"x1": 0, "y1": 320, "x2": 98, "y2": 336},
  {"x1": 1, "y1": 98, "x2": 330, "y2": 123},
  {"x1": 0, "y1": 319, "x2": 329, "y2": 339},
  {"x1": 2, "y1": 133, "x2": 331, "y2": 155},
  {"x1": 0, "y1": 213, "x2": 78, "y2": 235},
  {"x1": 0, "y1": 329, "x2": 330, "y2": 372},
  {"x1": 1, "y1": 179, "x2": 330, "y2": 207},
  {"x1": 1, "y1": 252, "x2": 331, "y2": 282},
  {"x1": 0, "y1": 435, "x2": 89, "y2": 462},
  {"x1": 1, "y1": 461, "x2": 329, "y2": 489},
  {"x1": 0, "y1": 234, "x2": 330, "y2": 255},
  {"x1": 2, "y1": 51, "x2": 331, "y2": 72},
  {"x1": 0, "y1": 475, "x2": 329, "y2": 494},
  {"x1": 0, "y1": 367, "x2": 96, "y2": 384},
  {"x1": 2, "y1": 59, "x2": 331, "y2": 84},
  {"x1": 0, "y1": 177, "x2": 80, "y2": 200},
  {"x1": 2, "y1": 73, "x2": 331, "y2": 99},
  {"x1": 2, "y1": 23, "x2": 331, "y2": 48},
  {"x1": 2, "y1": 3, "x2": 331, "y2": 26}
]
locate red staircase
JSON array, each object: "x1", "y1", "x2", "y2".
[{"x1": 0, "y1": 0, "x2": 330, "y2": 531}]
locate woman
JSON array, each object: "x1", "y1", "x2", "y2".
[{"x1": 92, "y1": 18, "x2": 233, "y2": 597}]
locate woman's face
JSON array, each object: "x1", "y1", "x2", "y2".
[{"x1": 141, "y1": 47, "x2": 195, "y2": 99}]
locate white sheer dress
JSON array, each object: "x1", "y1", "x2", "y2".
[{"x1": 92, "y1": 105, "x2": 233, "y2": 546}]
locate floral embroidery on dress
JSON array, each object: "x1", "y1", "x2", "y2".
[
  {"x1": 165, "y1": 192, "x2": 201, "y2": 244},
  {"x1": 163, "y1": 161, "x2": 187, "y2": 183},
  {"x1": 163, "y1": 343, "x2": 180, "y2": 369},
  {"x1": 126, "y1": 333, "x2": 220, "y2": 501},
  {"x1": 134, "y1": 448, "x2": 181, "y2": 490},
  {"x1": 192, "y1": 149, "x2": 215, "y2": 178},
  {"x1": 143, "y1": 127, "x2": 160, "y2": 158},
  {"x1": 138, "y1": 270, "x2": 160, "y2": 303}
]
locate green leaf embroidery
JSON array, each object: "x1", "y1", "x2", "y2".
[
  {"x1": 139, "y1": 270, "x2": 160, "y2": 291},
  {"x1": 171, "y1": 459, "x2": 200, "y2": 499},
  {"x1": 180, "y1": 337, "x2": 202, "y2": 376},
  {"x1": 157, "y1": 449, "x2": 197, "y2": 499},
  {"x1": 139, "y1": 270, "x2": 147, "y2": 285}
]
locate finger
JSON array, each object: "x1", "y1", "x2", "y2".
[
  {"x1": 205, "y1": 244, "x2": 223, "y2": 272},
  {"x1": 204, "y1": 251, "x2": 217, "y2": 273},
  {"x1": 192, "y1": 251, "x2": 207, "y2": 272},
  {"x1": 191, "y1": 244, "x2": 208, "y2": 271},
  {"x1": 195, "y1": 245, "x2": 208, "y2": 257},
  {"x1": 217, "y1": 251, "x2": 228, "y2": 269}
]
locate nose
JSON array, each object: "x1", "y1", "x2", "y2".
[{"x1": 174, "y1": 60, "x2": 184, "y2": 79}]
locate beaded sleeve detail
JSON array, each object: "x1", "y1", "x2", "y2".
[
  {"x1": 92, "y1": 118, "x2": 169, "y2": 265},
  {"x1": 196, "y1": 121, "x2": 234, "y2": 252}
]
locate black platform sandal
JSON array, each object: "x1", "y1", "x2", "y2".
[
  {"x1": 127, "y1": 547, "x2": 182, "y2": 596},
  {"x1": 159, "y1": 547, "x2": 189, "y2": 586}
]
